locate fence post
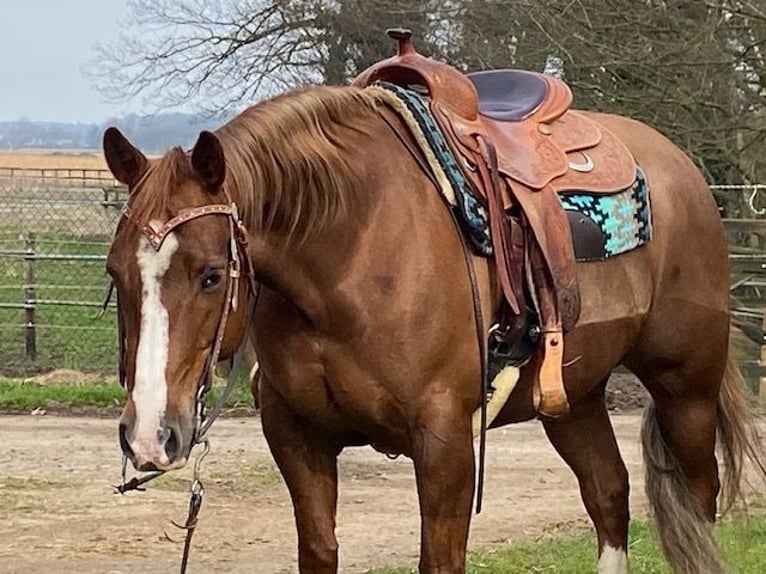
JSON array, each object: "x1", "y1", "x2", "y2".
[{"x1": 24, "y1": 232, "x2": 36, "y2": 361}]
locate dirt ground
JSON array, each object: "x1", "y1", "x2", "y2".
[{"x1": 0, "y1": 409, "x2": 650, "y2": 574}]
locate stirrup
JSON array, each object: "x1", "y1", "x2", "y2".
[{"x1": 534, "y1": 330, "x2": 570, "y2": 418}]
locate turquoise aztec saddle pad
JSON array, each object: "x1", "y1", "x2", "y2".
[{"x1": 372, "y1": 82, "x2": 652, "y2": 262}]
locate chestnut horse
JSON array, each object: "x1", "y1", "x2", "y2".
[{"x1": 104, "y1": 86, "x2": 761, "y2": 573}]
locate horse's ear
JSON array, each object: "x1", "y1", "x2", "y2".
[
  {"x1": 102, "y1": 127, "x2": 148, "y2": 188},
  {"x1": 191, "y1": 131, "x2": 225, "y2": 192}
]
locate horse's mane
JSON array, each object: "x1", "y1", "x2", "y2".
[
  {"x1": 218, "y1": 86, "x2": 379, "y2": 243},
  {"x1": 128, "y1": 86, "x2": 380, "y2": 244}
]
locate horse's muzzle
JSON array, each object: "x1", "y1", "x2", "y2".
[{"x1": 119, "y1": 420, "x2": 189, "y2": 471}]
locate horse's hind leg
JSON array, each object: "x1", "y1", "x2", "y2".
[
  {"x1": 542, "y1": 380, "x2": 629, "y2": 574},
  {"x1": 412, "y1": 398, "x2": 475, "y2": 573},
  {"x1": 260, "y1": 378, "x2": 341, "y2": 573}
]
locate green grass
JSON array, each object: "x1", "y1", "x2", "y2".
[
  {"x1": 0, "y1": 379, "x2": 123, "y2": 410},
  {"x1": 366, "y1": 518, "x2": 766, "y2": 574},
  {"x1": 0, "y1": 376, "x2": 255, "y2": 412}
]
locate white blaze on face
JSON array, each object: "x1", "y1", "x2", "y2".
[
  {"x1": 130, "y1": 222, "x2": 179, "y2": 464},
  {"x1": 597, "y1": 545, "x2": 628, "y2": 574}
]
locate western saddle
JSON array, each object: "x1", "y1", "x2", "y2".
[{"x1": 353, "y1": 30, "x2": 637, "y2": 417}]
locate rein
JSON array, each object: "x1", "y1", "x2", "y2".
[
  {"x1": 378, "y1": 110, "x2": 490, "y2": 514},
  {"x1": 107, "y1": 192, "x2": 259, "y2": 574}
]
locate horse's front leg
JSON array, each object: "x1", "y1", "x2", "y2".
[
  {"x1": 412, "y1": 396, "x2": 475, "y2": 573},
  {"x1": 260, "y1": 377, "x2": 341, "y2": 573}
]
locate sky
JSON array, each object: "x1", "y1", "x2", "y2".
[{"x1": 0, "y1": 0, "x2": 143, "y2": 123}]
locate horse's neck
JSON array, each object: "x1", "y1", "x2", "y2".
[
  {"x1": 247, "y1": 115, "x2": 436, "y2": 328},
  {"x1": 246, "y1": 147, "x2": 380, "y2": 326}
]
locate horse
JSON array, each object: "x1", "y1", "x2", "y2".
[{"x1": 103, "y1": 84, "x2": 763, "y2": 573}]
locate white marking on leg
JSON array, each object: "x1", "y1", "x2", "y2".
[
  {"x1": 598, "y1": 544, "x2": 628, "y2": 574},
  {"x1": 130, "y1": 222, "x2": 178, "y2": 464}
]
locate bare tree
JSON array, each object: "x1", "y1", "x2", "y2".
[
  {"x1": 89, "y1": 0, "x2": 441, "y2": 113},
  {"x1": 89, "y1": 1, "x2": 322, "y2": 113},
  {"x1": 90, "y1": 0, "x2": 766, "y2": 187},
  {"x1": 446, "y1": 1, "x2": 766, "y2": 185}
]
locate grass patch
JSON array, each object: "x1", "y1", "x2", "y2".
[
  {"x1": 210, "y1": 463, "x2": 282, "y2": 489},
  {"x1": 0, "y1": 376, "x2": 255, "y2": 412},
  {"x1": 0, "y1": 379, "x2": 123, "y2": 410},
  {"x1": 367, "y1": 517, "x2": 766, "y2": 573},
  {"x1": 151, "y1": 472, "x2": 191, "y2": 492}
]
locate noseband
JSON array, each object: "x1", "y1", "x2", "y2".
[{"x1": 116, "y1": 192, "x2": 259, "y2": 443}]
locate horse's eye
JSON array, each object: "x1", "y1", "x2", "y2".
[{"x1": 201, "y1": 271, "x2": 223, "y2": 291}]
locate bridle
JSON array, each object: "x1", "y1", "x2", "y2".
[
  {"x1": 108, "y1": 189, "x2": 260, "y2": 574},
  {"x1": 117, "y1": 191, "x2": 260, "y2": 443}
]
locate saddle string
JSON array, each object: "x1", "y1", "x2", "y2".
[
  {"x1": 377, "y1": 107, "x2": 490, "y2": 514},
  {"x1": 476, "y1": 135, "x2": 521, "y2": 316}
]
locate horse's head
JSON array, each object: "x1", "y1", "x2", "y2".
[{"x1": 103, "y1": 127, "x2": 252, "y2": 472}]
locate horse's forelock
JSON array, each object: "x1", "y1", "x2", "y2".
[{"x1": 128, "y1": 147, "x2": 195, "y2": 225}]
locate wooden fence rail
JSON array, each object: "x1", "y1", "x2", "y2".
[{"x1": 0, "y1": 166, "x2": 117, "y2": 184}]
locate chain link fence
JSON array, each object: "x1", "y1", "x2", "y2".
[
  {"x1": 1, "y1": 171, "x2": 765, "y2": 379},
  {"x1": 0, "y1": 169, "x2": 124, "y2": 376}
]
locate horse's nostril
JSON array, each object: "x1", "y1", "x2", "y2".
[
  {"x1": 164, "y1": 425, "x2": 181, "y2": 463},
  {"x1": 156, "y1": 425, "x2": 170, "y2": 445},
  {"x1": 119, "y1": 423, "x2": 134, "y2": 460}
]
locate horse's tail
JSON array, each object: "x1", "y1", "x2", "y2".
[
  {"x1": 642, "y1": 403, "x2": 724, "y2": 573},
  {"x1": 641, "y1": 347, "x2": 765, "y2": 573}
]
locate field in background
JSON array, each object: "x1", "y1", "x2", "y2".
[
  {"x1": 0, "y1": 377, "x2": 254, "y2": 413},
  {"x1": 0, "y1": 150, "x2": 107, "y2": 171}
]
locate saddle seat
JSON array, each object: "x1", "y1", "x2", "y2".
[
  {"x1": 468, "y1": 70, "x2": 558, "y2": 122},
  {"x1": 353, "y1": 30, "x2": 639, "y2": 418}
]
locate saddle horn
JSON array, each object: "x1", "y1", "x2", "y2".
[{"x1": 386, "y1": 28, "x2": 416, "y2": 57}]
